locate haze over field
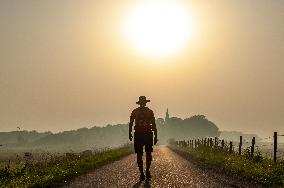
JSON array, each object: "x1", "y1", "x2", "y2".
[{"x1": 0, "y1": 0, "x2": 284, "y2": 139}]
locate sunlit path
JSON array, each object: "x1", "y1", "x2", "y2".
[{"x1": 63, "y1": 146, "x2": 262, "y2": 188}]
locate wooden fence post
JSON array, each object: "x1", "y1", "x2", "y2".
[
  {"x1": 198, "y1": 139, "x2": 200, "y2": 147},
  {"x1": 214, "y1": 137, "x2": 218, "y2": 147},
  {"x1": 239, "y1": 136, "x2": 242, "y2": 155},
  {"x1": 274, "y1": 132, "x2": 277, "y2": 162},
  {"x1": 251, "y1": 137, "x2": 255, "y2": 157},
  {"x1": 207, "y1": 138, "x2": 211, "y2": 147},
  {"x1": 229, "y1": 141, "x2": 233, "y2": 153},
  {"x1": 221, "y1": 140, "x2": 224, "y2": 149},
  {"x1": 207, "y1": 138, "x2": 210, "y2": 147}
]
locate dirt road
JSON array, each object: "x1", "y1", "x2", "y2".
[{"x1": 63, "y1": 146, "x2": 262, "y2": 188}]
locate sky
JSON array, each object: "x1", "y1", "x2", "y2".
[{"x1": 0, "y1": 0, "x2": 284, "y2": 139}]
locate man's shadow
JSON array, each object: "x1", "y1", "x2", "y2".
[{"x1": 132, "y1": 179, "x2": 151, "y2": 188}]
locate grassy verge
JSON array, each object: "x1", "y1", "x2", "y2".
[
  {"x1": 169, "y1": 145, "x2": 284, "y2": 186},
  {"x1": 0, "y1": 145, "x2": 133, "y2": 188}
]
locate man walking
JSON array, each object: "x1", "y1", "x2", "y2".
[{"x1": 129, "y1": 96, "x2": 158, "y2": 181}]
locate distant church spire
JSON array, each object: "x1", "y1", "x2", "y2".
[{"x1": 165, "y1": 108, "x2": 170, "y2": 122}]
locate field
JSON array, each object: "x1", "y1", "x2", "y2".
[
  {"x1": 170, "y1": 143, "x2": 284, "y2": 186},
  {"x1": 0, "y1": 144, "x2": 133, "y2": 188},
  {"x1": 226, "y1": 141, "x2": 284, "y2": 159},
  {"x1": 256, "y1": 143, "x2": 284, "y2": 159}
]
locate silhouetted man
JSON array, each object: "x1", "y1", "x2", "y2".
[{"x1": 129, "y1": 96, "x2": 158, "y2": 181}]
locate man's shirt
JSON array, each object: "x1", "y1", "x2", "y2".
[{"x1": 130, "y1": 107, "x2": 157, "y2": 133}]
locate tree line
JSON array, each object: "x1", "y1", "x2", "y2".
[{"x1": 0, "y1": 115, "x2": 221, "y2": 150}]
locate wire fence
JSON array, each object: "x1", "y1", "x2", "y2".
[{"x1": 173, "y1": 131, "x2": 284, "y2": 162}]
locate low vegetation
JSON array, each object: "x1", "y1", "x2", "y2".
[
  {"x1": 170, "y1": 144, "x2": 284, "y2": 186},
  {"x1": 0, "y1": 144, "x2": 133, "y2": 188}
]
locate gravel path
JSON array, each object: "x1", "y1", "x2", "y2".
[{"x1": 63, "y1": 146, "x2": 263, "y2": 188}]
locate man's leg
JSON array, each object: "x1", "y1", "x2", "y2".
[
  {"x1": 137, "y1": 152, "x2": 143, "y2": 173},
  {"x1": 145, "y1": 152, "x2": 152, "y2": 178},
  {"x1": 145, "y1": 132, "x2": 153, "y2": 179},
  {"x1": 136, "y1": 152, "x2": 145, "y2": 180},
  {"x1": 134, "y1": 132, "x2": 145, "y2": 181}
]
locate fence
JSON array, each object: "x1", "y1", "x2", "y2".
[{"x1": 173, "y1": 131, "x2": 284, "y2": 162}]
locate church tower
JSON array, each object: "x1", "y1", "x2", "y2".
[{"x1": 165, "y1": 108, "x2": 170, "y2": 122}]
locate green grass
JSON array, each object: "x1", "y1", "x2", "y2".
[
  {"x1": 169, "y1": 145, "x2": 284, "y2": 186},
  {"x1": 0, "y1": 145, "x2": 133, "y2": 188}
]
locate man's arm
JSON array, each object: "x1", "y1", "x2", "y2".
[{"x1": 129, "y1": 111, "x2": 134, "y2": 141}]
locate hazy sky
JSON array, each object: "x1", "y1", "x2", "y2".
[{"x1": 0, "y1": 0, "x2": 283, "y2": 138}]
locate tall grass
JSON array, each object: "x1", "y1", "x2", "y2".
[
  {"x1": 170, "y1": 145, "x2": 284, "y2": 186},
  {"x1": 0, "y1": 145, "x2": 133, "y2": 188}
]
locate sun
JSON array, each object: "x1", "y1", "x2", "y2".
[{"x1": 124, "y1": 1, "x2": 195, "y2": 57}]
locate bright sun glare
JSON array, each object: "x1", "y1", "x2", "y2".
[{"x1": 124, "y1": 1, "x2": 195, "y2": 57}]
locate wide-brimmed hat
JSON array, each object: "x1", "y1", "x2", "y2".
[{"x1": 136, "y1": 96, "x2": 150, "y2": 104}]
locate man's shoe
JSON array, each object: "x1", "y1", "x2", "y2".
[
  {"x1": 140, "y1": 173, "x2": 145, "y2": 181},
  {"x1": 146, "y1": 171, "x2": 151, "y2": 179}
]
